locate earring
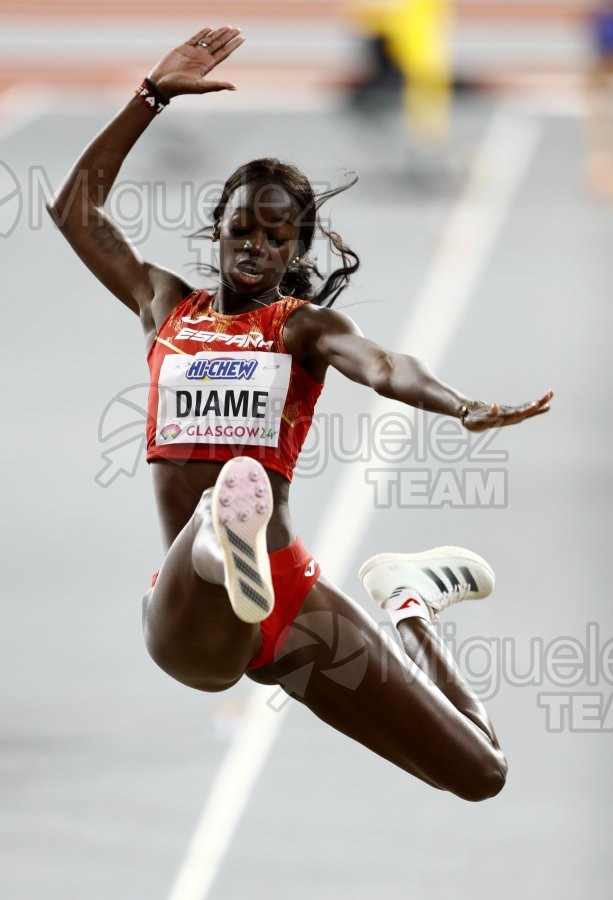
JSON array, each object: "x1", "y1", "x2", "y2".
[{"x1": 292, "y1": 256, "x2": 301, "y2": 264}]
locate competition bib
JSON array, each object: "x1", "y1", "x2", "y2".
[{"x1": 155, "y1": 351, "x2": 291, "y2": 447}]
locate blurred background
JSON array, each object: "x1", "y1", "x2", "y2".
[{"x1": 1, "y1": 2, "x2": 612, "y2": 900}]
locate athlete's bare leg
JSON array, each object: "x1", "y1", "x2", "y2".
[
  {"x1": 252, "y1": 577, "x2": 507, "y2": 802},
  {"x1": 144, "y1": 494, "x2": 506, "y2": 798},
  {"x1": 142, "y1": 488, "x2": 261, "y2": 691},
  {"x1": 396, "y1": 616, "x2": 502, "y2": 749},
  {"x1": 143, "y1": 454, "x2": 506, "y2": 800}
]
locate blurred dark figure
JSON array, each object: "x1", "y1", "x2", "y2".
[
  {"x1": 347, "y1": 29, "x2": 404, "y2": 111},
  {"x1": 585, "y1": 2, "x2": 613, "y2": 198},
  {"x1": 345, "y1": 2, "x2": 458, "y2": 192},
  {"x1": 347, "y1": 2, "x2": 450, "y2": 136}
]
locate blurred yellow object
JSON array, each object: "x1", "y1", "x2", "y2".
[{"x1": 351, "y1": 0, "x2": 452, "y2": 141}]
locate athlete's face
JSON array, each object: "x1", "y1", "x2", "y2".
[{"x1": 217, "y1": 182, "x2": 302, "y2": 298}]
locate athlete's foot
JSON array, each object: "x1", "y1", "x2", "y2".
[
  {"x1": 210, "y1": 456, "x2": 275, "y2": 624},
  {"x1": 358, "y1": 546, "x2": 495, "y2": 623}
]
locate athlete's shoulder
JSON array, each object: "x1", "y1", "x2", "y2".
[
  {"x1": 284, "y1": 301, "x2": 362, "y2": 341},
  {"x1": 144, "y1": 285, "x2": 208, "y2": 355},
  {"x1": 150, "y1": 277, "x2": 202, "y2": 322},
  {"x1": 282, "y1": 302, "x2": 363, "y2": 375}
]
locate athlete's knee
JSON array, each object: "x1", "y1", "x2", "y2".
[
  {"x1": 143, "y1": 626, "x2": 244, "y2": 692},
  {"x1": 142, "y1": 617, "x2": 176, "y2": 675},
  {"x1": 455, "y1": 751, "x2": 508, "y2": 802}
]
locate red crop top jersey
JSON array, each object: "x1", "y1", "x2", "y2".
[{"x1": 146, "y1": 290, "x2": 324, "y2": 482}]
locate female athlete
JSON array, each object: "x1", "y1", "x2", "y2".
[{"x1": 48, "y1": 26, "x2": 552, "y2": 802}]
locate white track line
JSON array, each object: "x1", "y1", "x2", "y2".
[
  {"x1": 164, "y1": 109, "x2": 542, "y2": 900},
  {"x1": 166, "y1": 685, "x2": 283, "y2": 900}
]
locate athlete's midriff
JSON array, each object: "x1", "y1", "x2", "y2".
[{"x1": 146, "y1": 290, "x2": 324, "y2": 482}]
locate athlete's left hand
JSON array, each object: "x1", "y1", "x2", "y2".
[
  {"x1": 462, "y1": 389, "x2": 554, "y2": 432},
  {"x1": 147, "y1": 26, "x2": 245, "y2": 98}
]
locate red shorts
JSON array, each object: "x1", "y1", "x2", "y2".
[{"x1": 149, "y1": 537, "x2": 320, "y2": 671}]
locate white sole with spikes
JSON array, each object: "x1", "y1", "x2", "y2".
[{"x1": 211, "y1": 456, "x2": 275, "y2": 624}]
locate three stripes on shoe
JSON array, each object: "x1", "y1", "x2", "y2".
[
  {"x1": 421, "y1": 565, "x2": 479, "y2": 594},
  {"x1": 224, "y1": 526, "x2": 270, "y2": 614},
  {"x1": 388, "y1": 565, "x2": 479, "y2": 602}
]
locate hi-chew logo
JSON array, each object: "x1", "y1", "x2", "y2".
[{"x1": 186, "y1": 357, "x2": 258, "y2": 381}]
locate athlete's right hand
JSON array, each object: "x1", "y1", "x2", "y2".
[{"x1": 147, "y1": 26, "x2": 245, "y2": 98}]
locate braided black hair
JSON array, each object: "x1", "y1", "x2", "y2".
[{"x1": 189, "y1": 158, "x2": 360, "y2": 307}]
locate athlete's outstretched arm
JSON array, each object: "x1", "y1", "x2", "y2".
[
  {"x1": 285, "y1": 305, "x2": 553, "y2": 430},
  {"x1": 46, "y1": 26, "x2": 244, "y2": 314}
]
